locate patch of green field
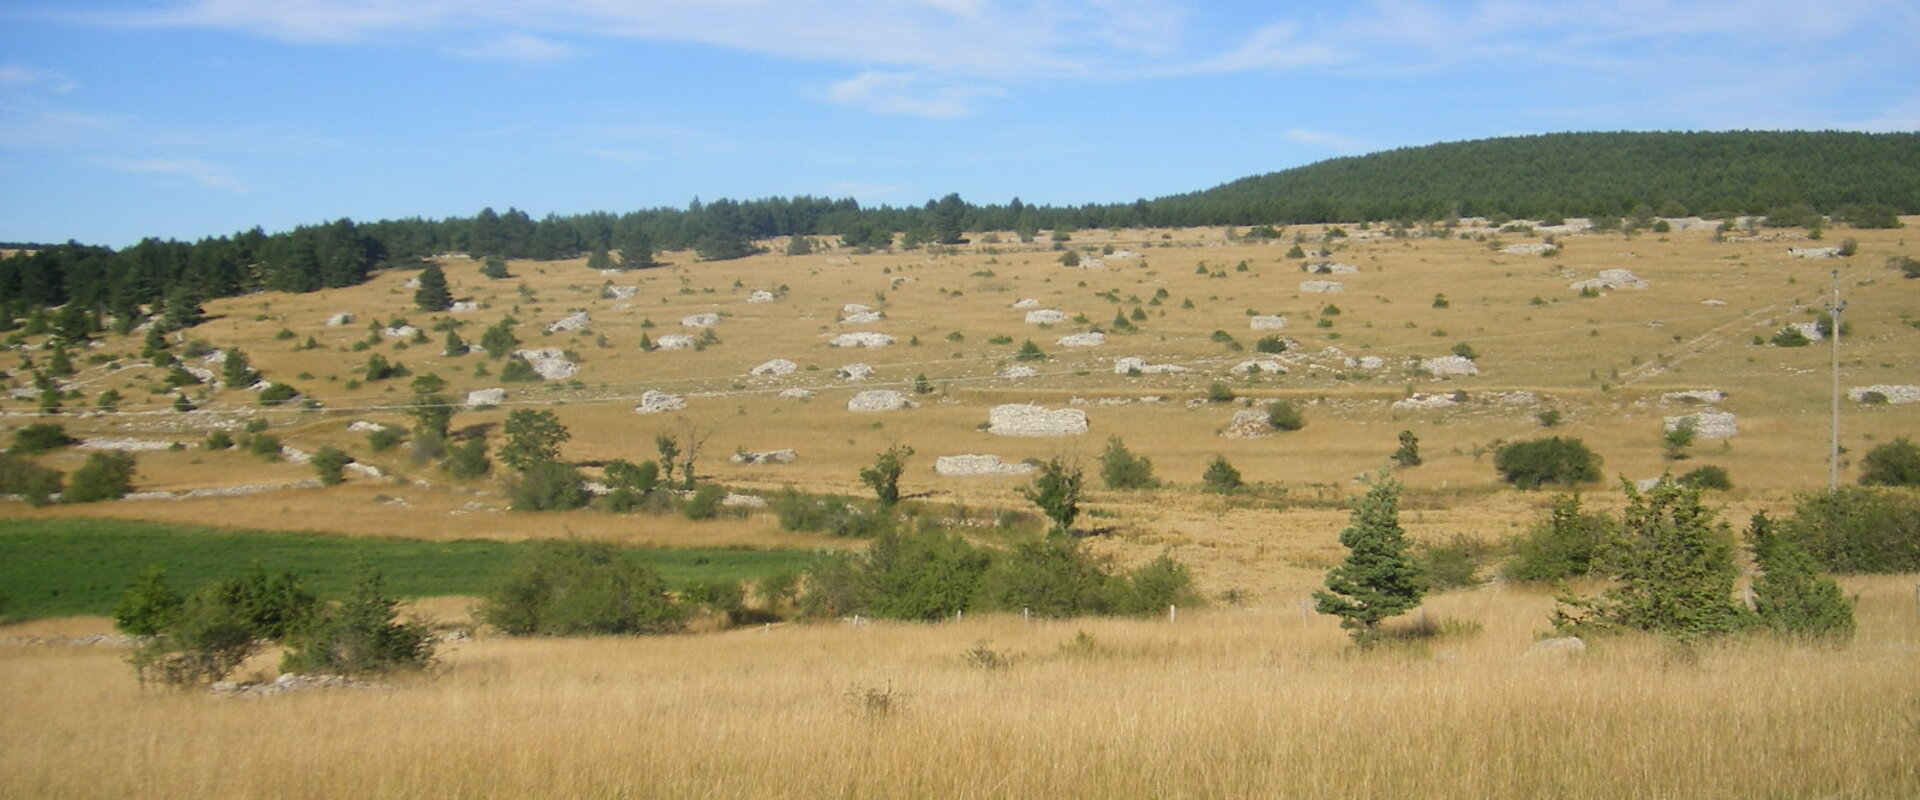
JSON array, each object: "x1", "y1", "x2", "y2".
[{"x1": 0, "y1": 519, "x2": 811, "y2": 620}]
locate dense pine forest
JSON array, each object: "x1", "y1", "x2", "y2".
[{"x1": 2, "y1": 130, "x2": 1914, "y2": 320}]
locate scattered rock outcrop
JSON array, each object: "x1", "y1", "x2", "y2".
[
  {"x1": 935, "y1": 454, "x2": 1036, "y2": 477},
  {"x1": 746, "y1": 289, "x2": 778, "y2": 303},
  {"x1": 777, "y1": 388, "x2": 815, "y2": 400},
  {"x1": 1249, "y1": 315, "x2": 1288, "y2": 330},
  {"x1": 680, "y1": 313, "x2": 721, "y2": 328},
  {"x1": 730, "y1": 449, "x2": 797, "y2": 465},
  {"x1": 836, "y1": 363, "x2": 875, "y2": 380},
  {"x1": 1222, "y1": 409, "x2": 1275, "y2": 439},
  {"x1": 1229, "y1": 358, "x2": 1288, "y2": 375},
  {"x1": 987, "y1": 404, "x2": 1088, "y2": 436},
  {"x1": 847, "y1": 390, "x2": 914, "y2": 412},
  {"x1": 1503, "y1": 242, "x2": 1560, "y2": 256},
  {"x1": 1665, "y1": 409, "x2": 1738, "y2": 439},
  {"x1": 996, "y1": 365, "x2": 1039, "y2": 379},
  {"x1": 749, "y1": 359, "x2": 798, "y2": 377},
  {"x1": 652, "y1": 334, "x2": 697, "y2": 350},
  {"x1": 1569, "y1": 269, "x2": 1649, "y2": 292},
  {"x1": 603, "y1": 285, "x2": 639, "y2": 300},
  {"x1": 830, "y1": 332, "x2": 895, "y2": 348},
  {"x1": 382, "y1": 325, "x2": 421, "y2": 339},
  {"x1": 1421, "y1": 355, "x2": 1480, "y2": 378},
  {"x1": 325, "y1": 312, "x2": 355, "y2": 327},
  {"x1": 1848, "y1": 384, "x2": 1920, "y2": 404},
  {"x1": 1024, "y1": 309, "x2": 1070, "y2": 324},
  {"x1": 840, "y1": 304, "x2": 885, "y2": 324},
  {"x1": 514, "y1": 348, "x2": 578, "y2": 380},
  {"x1": 633, "y1": 390, "x2": 687, "y2": 414},
  {"x1": 1788, "y1": 247, "x2": 1842, "y2": 259},
  {"x1": 546, "y1": 312, "x2": 590, "y2": 333},
  {"x1": 1057, "y1": 332, "x2": 1106, "y2": 347},
  {"x1": 1011, "y1": 298, "x2": 1041, "y2": 309},
  {"x1": 1113, "y1": 356, "x2": 1186, "y2": 375},
  {"x1": 466, "y1": 388, "x2": 505, "y2": 407},
  {"x1": 1298, "y1": 280, "x2": 1345, "y2": 293},
  {"x1": 1303, "y1": 261, "x2": 1359, "y2": 274},
  {"x1": 1392, "y1": 393, "x2": 1461, "y2": 411},
  {"x1": 1661, "y1": 390, "x2": 1727, "y2": 405}
]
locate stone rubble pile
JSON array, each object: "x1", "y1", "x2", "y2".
[{"x1": 987, "y1": 404, "x2": 1089, "y2": 436}]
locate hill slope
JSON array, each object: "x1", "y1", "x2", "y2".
[{"x1": 1149, "y1": 131, "x2": 1920, "y2": 225}]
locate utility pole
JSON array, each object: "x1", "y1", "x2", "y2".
[{"x1": 1828, "y1": 269, "x2": 1846, "y2": 490}]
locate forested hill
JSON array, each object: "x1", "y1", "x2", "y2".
[
  {"x1": 1148, "y1": 131, "x2": 1920, "y2": 225},
  {"x1": 1, "y1": 130, "x2": 1914, "y2": 319}
]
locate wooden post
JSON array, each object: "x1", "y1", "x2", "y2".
[
  {"x1": 1023, "y1": 607, "x2": 1030, "y2": 623},
  {"x1": 1168, "y1": 605, "x2": 1177, "y2": 624}
]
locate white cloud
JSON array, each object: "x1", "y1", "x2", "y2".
[
  {"x1": 825, "y1": 72, "x2": 1000, "y2": 118},
  {"x1": 447, "y1": 33, "x2": 578, "y2": 63},
  {"x1": 1284, "y1": 128, "x2": 1363, "y2": 154},
  {"x1": 91, "y1": 158, "x2": 248, "y2": 193},
  {"x1": 0, "y1": 63, "x2": 77, "y2": 93}
]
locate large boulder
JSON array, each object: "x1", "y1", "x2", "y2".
[
  {"x1": 633, "y1": 390, "x2": 687, "y2": 414},
  {"x1": 987, "y1": 404, "x2": 1088, "y2": 437},
  {"x1": 1665, "y1": 409, "x2": 1737, "y2": 439},
  {"x1": 546, "y1": 312, "x2": 590, "y2": 333},
  {"x1": 836, "y1": 363, "x2": 876, "y2": 380},
  {"x1": 830, "y1": 332, "x2": 895, "y2": 348},
  {"x1": 1113, "y1": 356, "x2": 1186, "y2": 375},
  {"x1": 847, "y1": 390, "x2": 914, "y2": 412},
  {"x1": 466, "y1": 388, "x2": 506, "y2": 407},
  {"x1": 1421, "y1": 355, "x2": 1480, "y2": 378},
  {"x1": 652, "y1": 334, "x2": 697, "y2": 350},
  {"x1": 749, "y1": 359, "x2": 798, "y2": 377},
  {"x1": 1222, "y1": 409, "x2": 1274, "y2": 439},
  {"x1": 1848, "y1": 384, "x2": 1920, "y2": 404},
  {"x1": 514, "y1": 348, "x2": 578, "y2": 380}
]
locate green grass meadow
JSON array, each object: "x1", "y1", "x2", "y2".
[{"x1": 0, "y1": 518, "x2": 812, "y2": 620}]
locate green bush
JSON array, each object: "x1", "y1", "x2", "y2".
[
  {"x1": 1418, "y1": 534, "x2": 1492, "y2": 590},
  {"x1": 773, "y1": 489, "x2": 891, "y2": 537},
  {"x1": 0, "y1": 453, "x2": 63, "y2": 506},
  {"x1": 1770, "y1": 326, "x2": 1811, "y2": 347},
  {"x1": 442, "y1": 437, "x2": 491, "y2": 479},
  {"x1": 65, "y1": 451, "x2": 137, "y2": 503},
  {"x1": 1746, "y1": 513, "x2": 1853, "y2": 641},
  {"x1": 1493, "y1": 436, "x2": 1602, "y2": 489},
  {"x1": 978, "y1": 537, "x2": 1112, "y2": 618},
  {"x1": 603, "y1": 459, "x2": 659, "y2": 492},
  {"x1": 127, "y1": 585, "x2": 261, "y2": 687},
  {"x1": 366, "y1": 427, "x2": 404, "y2": 452},
  {"x1": 1678, "y1": 465, "x2": 1732, "y2": 491},
  {"x1": 1859, "y1": 437, "x2": 1920, "y2": 487},
  {"x1": 310, "y1": 447, "x2": 351, "y2": 486},
  {"x1": 681, "y1": 484, "x2": 728, "y2": 520},
  {"x1": 282, "y1": 560, "x2": 434, "y2": 677},
  {"x1": 1098, "y1": 437, "x2": 1158, "y2": 490},
  {"x1": 1504, "y1": 493, "x2": 1613, "y2": 581},
  {"x1": 476, "y1": 540, "x2": 686, "y2": 636},
  {"x1": 866, "y1": 530, "x2": 994, "y2": 621},
  {"x1": 1777, "y1": 487, "x2": 1920, "y2": 572},
  {"x1": 510, "y1": 461, "x2": 588, "y2": 511},
  {"x1": 1021, "y1": 459, "x2": 1083, "y2": 535},
  {"x1": 500, "y1": 358, "x2": 541, "y2": 382},
  {"x1": 1109, "y1": 552, "x2": 1201, "y2": 616},
  {"x1": 1266, "y1": 400, "x2": 1305, "y2": 431},
  {"x1": 248, "y1": 434, "x2": 284, "y2": 460},
  {"x1": 8, "y1": 422, "x2": 76, "y2": 454},
  {"x1": 205, "y1": 430, "x2": 235, "y2": 450},
  {"x1": 1201, "y1": 456, "x2": 1243, "y2": 493},
  {"x1": 1552, "y1": 479, "x2": 1746, "y2": 640},
  {"x1": 257, "y1": 383, "x2": 299, "y2": 406},
  {"x1": 113, "y1": 566, "x2": 183, "y2": 636}
]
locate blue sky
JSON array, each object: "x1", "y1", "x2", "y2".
[{"x1": 2, "y1": 0, "x2": 1916, "y2": 248}]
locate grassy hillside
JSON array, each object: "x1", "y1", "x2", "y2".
[{"x1": 1, "y1": 216, "x2": 1914, "y2": 603}]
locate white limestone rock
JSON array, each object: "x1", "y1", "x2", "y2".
[
  {"x1": 829, "y1": 332, "x2": 895, "y2": 348},
  {"x1": 466, "y1": 388, "x2": 506, "y2": 407},
  {"x1": 1421, "y1": 355, "x2": 1480, "y2": 378},
  {"x1": 935, "y1": 454, "x2": 1036, "y2": 477},
  {"x1": 847, "y1": 390, "x2": 914, "y2": 412},
  {"x1": 987, "y1": 404, "x2": 1088, "y2": 437},
  {"x1": 680, "y1": 313, "x2": 721, "y2": 328},
  {"x1": 1024, "y1": 309, "x2": 1070, "y2": 324},
  {"x1": 1298, "y1": 280, "x2": 1345, "y2": 293},
  {"x1": 546, "y1": 312, "x2": 590, "y2": 333},
  {"x1": 1249, "y1": 315, "x2": 1288, "y2": 330},
  {"x1": 633, "y1": 390, "x2": 687, "y2": 414},
  {"x1": 1056, "y1": 332, "x2": 1106, "y2": 347},
  {"x1": 749, "y1": 359, "x2": 798, "y2": 377},
  {"x1": 1113, "y1": 356, "x2": 1186, "y2": 375}
]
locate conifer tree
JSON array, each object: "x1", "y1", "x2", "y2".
[
  {"x1": 1314, "y1": 478, "x2": 1423, "y2": 641},
  {"x1": 413, "y1": 263, "x2": 452, "y2": 312},
  {"x1": 1747, "y1": 512, "x2": 1854, "y2": 640}
]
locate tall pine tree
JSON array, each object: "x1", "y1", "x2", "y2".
[{"x1": 413, "y1": 263, "x2": 452, "y2": 312}]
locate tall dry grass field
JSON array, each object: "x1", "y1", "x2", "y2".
[{"x1": 4, "y1": 576, "x2": 1917, "y2": 799}]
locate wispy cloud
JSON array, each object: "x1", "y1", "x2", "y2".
[
  {"x1": 825, "y1": 72, "x2": 1001, "y2": 118},
  {"x1": 0, "y1": 63, "x2": 77, "y2": 93},
  {"x1": 91, "y1": 157, "x2": 248, "y2": 193},
  {"x1": 1284, "y1": 128, "x2": 1363, "y2": 154},
  {"x1": 446, "y1": 33, "x2": 578, "y2": 63}
]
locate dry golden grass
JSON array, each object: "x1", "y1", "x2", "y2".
[
  {"x1": 4, "y1": 576, "x2": 1917, "y2": 799},
  {"x1": 7, "y1": 220, "x2": 1917, "y2": 603}
]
